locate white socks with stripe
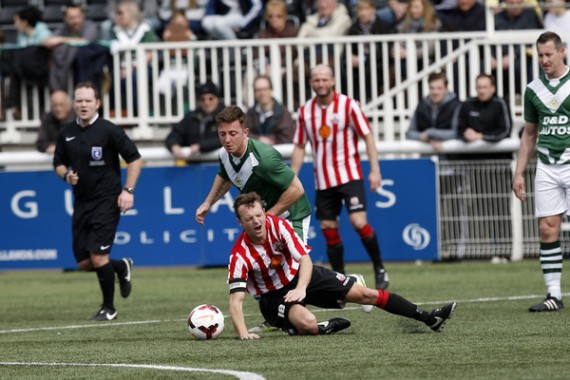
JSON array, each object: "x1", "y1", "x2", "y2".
[{"x1": 540, "y1": 241, "x2": 563, "y2": 300}]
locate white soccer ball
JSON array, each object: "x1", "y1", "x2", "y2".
[{"x1": 187, "y1": 304, "x2": 225, "y2": 340}]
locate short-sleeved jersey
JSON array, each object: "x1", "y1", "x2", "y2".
[
  {"x1": 227, "y1": 213, "x2": 311, "y2": 296},
  {"x1": 294, "y1": 92, "x2": 371, "y2": 190},
  {"x1": 524, "y1": 69, "x2": 570, "y2": 164},
  {"x1": 218, "y1": 138, "x2": 312, "y2": 220},
  {"x1": 53, "y1": 116, "x2": 141, "y2": 201}
]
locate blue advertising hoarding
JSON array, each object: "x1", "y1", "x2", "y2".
[{"x1": 0, "y1": 158, "x2": 438, "y2": 269}]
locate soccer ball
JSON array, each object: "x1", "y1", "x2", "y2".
[{"x1": 187, "y1": 304, "x2": 225, "y2": 340}]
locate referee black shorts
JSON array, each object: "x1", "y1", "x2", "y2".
[
  {"x1": 72, "y1": 195, "x2": 120, "y2": 263},
  {"x1": 259, "y1": 266, "x2": 356, "y2": 333},
  {"x1": 315, "y1": 179, "x2": 367, "y2": 221}
]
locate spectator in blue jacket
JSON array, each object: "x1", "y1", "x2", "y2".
[{"x1": 201, "y1": 0, "x2": 264, "y2": 39}]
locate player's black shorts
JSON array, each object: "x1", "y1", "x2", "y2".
[
  {"x1": 259, "y1": 266, "x2": 356, "y2": 333},
  {"x1": 315, "y1": 179, "x2": 367, "y2": 220},
  {"x1": 72, "y1": 195, "x2": 120, "y2": 262}
]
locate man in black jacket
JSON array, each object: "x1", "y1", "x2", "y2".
[
  {"x1": 458, "y1": 73, "x2": 512, "y2": 159},
  {"x1": 165, "y1": 80, "x2": 225, "y2": 161}
]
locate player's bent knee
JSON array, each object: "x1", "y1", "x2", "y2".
[
  {"x1": 77, "y1": 260, "x2": 92, "y2": 271},
  {"x1": 290, "y1": 306, "x2": 318, "y2": 335}
]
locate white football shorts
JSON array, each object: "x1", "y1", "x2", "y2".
[{"x1": 535, "y1": 160, "x2": 570, "y2": 217}]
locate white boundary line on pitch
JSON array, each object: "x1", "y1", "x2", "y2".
[
  {"x1": 0, "y1": 362, "x2": 266, "y2": 380},
  {"x1": 1, "y1": 292, "x2": 568, "y2": 335}
]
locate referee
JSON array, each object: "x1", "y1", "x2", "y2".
[{"x1": 53, "y1": 82, "x2": 142, "y2": 321}]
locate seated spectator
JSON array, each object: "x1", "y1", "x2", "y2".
[
  {"x1": 259, "y1": 0, "x2": 299, "y2": 63},
  {"x1": 201, "y1": 0, "x2": 264, "y2": 40},
  {"x1": 100, "y1": 0, "x2": 162, "y2": 41},
  {"x1": 260, "y1": 0, "x2": 299, "y2": 40},
  {"x1": 295, "y1": 0, "x2": 351, "y2": 104},
  {"x1": 455, "y1": 73, "x2": 512, "y2": 257},
  {"x1": 163, "y1": 9, "x2": 194, "y2": 43},
  {"x1": 245, "y1": 75, "x2": 294, "y2": 145},
  {"x1": 544, "y1": 0, "x2": 570, "y2": 35},
  {"x1": 2, "y1": 6, "x2": 52, "y2": 118},
  {"x1": 543, "y1": 0, "x2": 570, "y2": 38},
  {"x1": 42, "y1": 3, "x2": 100, "y2": 92},
  {"x1": 486, "y1": 0, "x2": 541, "y2": 20},
  {"x1": 493, "y1": 0, "x2": 542, "y2": 96},
  {"x1": 438, "y1": 0, "x2": 486, "y2": 95},
  {"x1": 396, "y1": 0, "x2": 441, "y2": 64},
  {"x1": 406, "y1": 70, "x2": 462, "y2": 257},
  {"x1": 406, "y1": 70, "x2": 460, "y2": 152},
  {"x1": 345, "y1": 0, "x2": 394, "y2": 101},
  {"x1": 35, "y1": 90, "x2": 75, "y2": 154},
  {"x1": 251, "y1": 0, "x2": 299, "y2": 105},
  {"x1": 158, "y1": 0, "x2": 209, "y2": 38},
  {"x1": 374, "y1": 0, "x2": 408, "y2": 27},
  {"x1": 297, "y1": 0, "x2": 352, "y2": 42},
  {"x1": 439, "y1": 0, "x2": 485, "y2": 32},
  {"x1": 109, "y1": 0, "x2": 160, "y2": 116},
  {"x1": 457, "y1": 73, "x2": 512, "y2": 159},
  {"x1": 165, "y1": 81, "x2": 225, "y2": 161},
  {"x1": 157, "y1": 9, "x2": 195, "y2": 98}
]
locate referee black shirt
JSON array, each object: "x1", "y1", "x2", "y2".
[{"x1": 53, "y1": 115, "x2": 141, "y2": 202}]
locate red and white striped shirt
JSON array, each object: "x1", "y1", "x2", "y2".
[
  {"x1": 293, "y1": 92, "x2": 371, "y2": 190},
  {"x1": 228, "y1": 213, "x2": 311, "y2": 296}
]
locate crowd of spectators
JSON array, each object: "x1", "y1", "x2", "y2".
[{"x1": 0, "y1": 0, "x2": 556, "y2": 155}]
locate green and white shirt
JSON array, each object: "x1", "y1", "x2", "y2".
[
  {"x1": 218, "y1": 138, "x2": 312, "y2": 221},
  {"x1": 525, "y1": 67, "x2": 570, "y2": 164}
]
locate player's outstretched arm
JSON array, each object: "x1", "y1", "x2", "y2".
[
  {"x1": 196, "y1": 175, "x2": 232, "y2": 224},
  {"x1": 229, "y1": 291, "x2": 260, "y2": 340}
]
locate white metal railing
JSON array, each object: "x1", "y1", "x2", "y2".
[{"x1": 0, "y1": 28, "x2": 554, "y2": 145}]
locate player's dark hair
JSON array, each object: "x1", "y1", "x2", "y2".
[
  {"x1": 74, "y1": 81, "x2": 100, "y2": 100},
  {"x1": 16, "y1": 6, "x2": 42, "y2": 27},
  {"x1": 428, "y1": 70, "x2": 447, "y2": 86},
  {"x1": 537, "y1": 31, "x2": 564, "y2": 50},
  {"x1": 234, "y1": 192, "x2": 263, "y2": 219},
  {"x1": 216, "y1": 105, "x2": 246, "y2": 128},
  {"x1": 63, "y1": 2, "x2": 84, "y2": 15},
  {"x1": 476, "y1": 73, "x2": 496, "y2": 87}
]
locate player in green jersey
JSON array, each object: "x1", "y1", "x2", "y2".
[
  {"x1": 195, "y1": 105, "x2": 312, "y2": 238},
  {"x1": 195, "y1": 105, "x2": 313, "y2": 332},
  {"x1": 513, "y1": 31, "x2": 568, "y2": 312}
]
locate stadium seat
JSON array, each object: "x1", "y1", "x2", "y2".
[
  {"x1": 1, "y1": 28, "x2": 17, "y2": 44},
  {"x1": 85, "y1": 3, "x2": 108, "y2": 22},
  {"x1": 42, "y1": 4, "x2": 65, "y2": 24},
  {"x1": 1, "y1": 0, "x2": 29, "y2": 6},
  {"x1": 0, "y1": 6, "x2": 19, "y2": 26}
]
